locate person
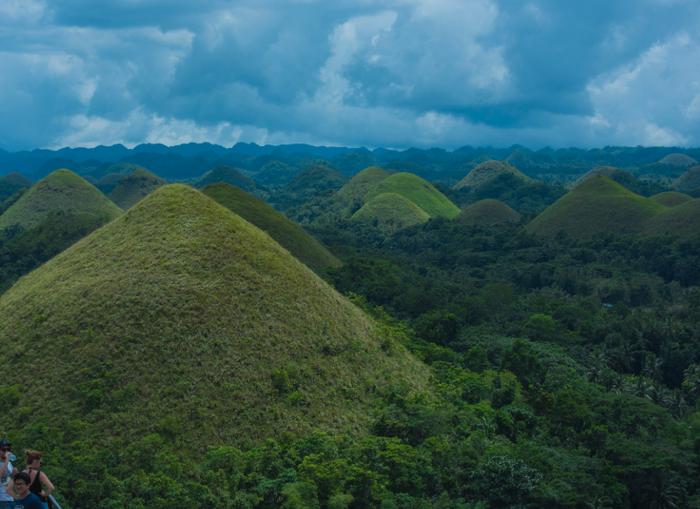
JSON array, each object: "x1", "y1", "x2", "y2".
[
  {"x1": 23, "y1": 451, "x2": 54, "y2": 509},
  {"x1": 8, "y1": 472, "x2": 43, "y2": 509},
  {"x1": 0, "y1": 439, "x2": 14, "y2": 509}
]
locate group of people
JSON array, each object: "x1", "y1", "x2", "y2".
[{"x1": 0, "y1": 439, "x2": 54, "y2": 509}]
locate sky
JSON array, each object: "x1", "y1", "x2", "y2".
[{"x1": 1, "y1": 0, "x2": 700, "y2": 151}]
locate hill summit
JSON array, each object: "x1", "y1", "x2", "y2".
[
  {"x1": 0, "y1": 169, "x2": 121, "y2": 232},
  {"x1": 453, "y1": 160, "x2": 530, "y2": 190},
  {"x1": 0, "y1": 185, "x2": 427, "y2": 448},
  {"x1": 458, "y1": 199, "x2": 521, "y2": 226},
  {"x1": 108, "y1": 168, "x2": 166, "y2": 209},
  {"x1": 526, "y1": 176, "x2": 664, "y2": 239}
]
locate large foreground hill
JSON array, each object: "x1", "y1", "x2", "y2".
[{"x1": 0, "y1": 185, "x2": 427, "y2": 448}]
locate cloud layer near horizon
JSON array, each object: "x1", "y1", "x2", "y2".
[{"x1": 1, "y1": 0, "x2": 699, "y2": 150}]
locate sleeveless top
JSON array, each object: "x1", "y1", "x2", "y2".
[{"x1": 27, "y1": 468, "x2": 44, "y2": 499}]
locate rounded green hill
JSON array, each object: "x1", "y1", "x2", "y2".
[
  {"x1": 108, "y1": 168, "x2": 166, "y2": 209},
  {"x1": 659, "y1": 153, "x2": 697, "y2": 168},
  {"x1": 526, "y1": 176, "x2": 664, "y2": 239},
  {"x1": 649, "y1": 191, "x2": 693, "y2": 207},
  {"x1": 0, "y1": 169, "x2": 122, "y2": 231},
  {"x1": 203, "y1": 183, "x2": 340, "y2": 271},
  {"x1": 335, "y1": 166, "x2": 391, "y2": 212},
  {"x1": 673, "y1": 165, "x2": 700, "y2": 193},
  {"x1": 644, "y1": 198, "x2": 700, "y2": 237},
  {"x1": 195, "y1": 165, "x2": 257, "y2": 192},
  {"x1": 351, "y1": 192, "x2": 430, "y2": 233},
  {"x1": 453, "y1": 160, "x2": 530, "y2": 191},
  {"x1": 367, "y1": 172, "x2": 460, "y2": 219},
  {"x1": 0, "y1": 185, "x2": 427, "y2": 448},
  {"x1": 458, "y1": 199, "x2": 521, "y2": 226}
]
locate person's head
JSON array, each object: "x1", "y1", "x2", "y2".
[
  {"x1": 12, "y1": 472, "x2": 31, "y2": 497},
  {"x1": 25, "y1": 450, "x2": 42, "y2": 469},
  {"x1": 0, "y1": 438, "x2": 11, "y2": 459}
]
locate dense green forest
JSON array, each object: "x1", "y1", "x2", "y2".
[{"x1": 1, "y1": 155, "x2": 700, "y2": 508}]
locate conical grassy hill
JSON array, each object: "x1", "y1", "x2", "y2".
[
  {"x1": 526, "y1": 176, "x2": 664, "y2": 239},
  {"x1": 202, "y1": 183, "x2": 340, "y2": 271},
  {"x1": 352, "y1": 192, "x2": 430, "y2": 233},
  {"x1": 0, "y1": 185, "x2": 427, "y2": 448},
  {"x1": 0, "y1": 169, "x2": 121, "y2": 231},
  {"x1": 673, "y1": 166, "x2": 700, "y2": 194},
  {"x1": 108, "y1": 168, "x2": 166, "y2": 209},
  {"x1": 644, "y1": 198, "x2": 700, "y2": 237},
  {"x1": 458, "y1": 199, "x2": 521, "y2": 226},
  {"x1": 453, "y1": 160, "x2": 530, "y2": 190},
  {"x1": 367, "y1": 172, "x2": 460, "y2": 219},
  {"x1": 650, "y1": 191, "x2": 693, "y2": 207},
  {"x1": 335, "y1": 166, "x2": 391, "y2": 213},
  {"x1": 195, "y1": 165, "x2": 258, "y2": 193}
]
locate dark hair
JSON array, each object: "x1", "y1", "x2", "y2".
[{"x1": 13, "y1": 471, "x2": 31, "y2": 484}]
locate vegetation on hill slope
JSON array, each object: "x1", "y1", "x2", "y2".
[
  {"x1": 0, "y1": 172, "x2": 31, "y2": 202},
  {"x1": 659, "y1": 152, "x2": 698, "y2": 167},
  {"x1": 526, "y1": 176, "x2": 665, "y2": 239},
  {"x1": 0, "y1": 185, "x2": 427, "y2": 450},
  {"x1": 574, "y1": 166, "x2": 663, "y2": 196},
  {"x1": 367, "y1": 172, "x2": 460, "y2": 219},
  {"x1": 458, "y1": 199, "x2": 521, "y2": 226},
  {"x1": 673, "y1": 165, "x2": 700, "y2": 194},
  {"x1": 202, "y1": 183, "x2": 340, "y2": 271},
  {"x1": 453, "y1": 160, "x2": 530, "y2": 190},
  {"x1": 351, "y1": 192, "x2": 430, "y2": 233},
  {"x1": 335, "y1": 166, "x2": 391, "y2": 214},
  {"x1": 195, "y1": 165, "x2": 258, "y2": 193},
  {"x1": 0, "y1": 169, "x2": 121, "y2": 232},
  {"x1": 650, "y1": 191, "x2": 693, "y2": 207},
  {"x1": 108, "y1": 168, "x2": 166, "y2": 209},
  {"x1": 644, "y1": 198, "x2": 700, "y2": 237}
]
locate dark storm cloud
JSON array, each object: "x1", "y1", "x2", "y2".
[{"x1": 1, "y1": 0, "x2": 699, "y2": 150}]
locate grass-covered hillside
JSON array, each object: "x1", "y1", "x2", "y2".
[
  {"x1": 453, "y1": 159, "x2": 530, "y2": 190},
  {"x1": 650, "y1": 191, "x2": 693, "y2": 207},
  {"x1": 673, "y1": 165, "x2": 700, "y2": 194},
  {"x1": 202, "y1": 183, "x2": 340, "y2": 271},
  {"x1": 574, "y1": 166, "x2": 663, "y2": 196},
  {"x1": 0, "y1": 172, "x2": 31, "y2": 202},
  {"x1": 659, "y1": 152, "x2": 698, "y2": 168},
  {"x1": 195, "y1": 165, "x2": 259, "y2": 193},
  {"x1": 351, "y1": 192, "x2": 431, "y2": 233},
  {"x1": 108, "y1": 168, "x2": 166, "y2": 209},
  {"x1": 644, "y1": 198, "x2": 700, "y2": 237},
  {"x1": 367, "y1": 172, "x2": 460, "y2": 219},
  {"x1": 458, "y1": 199, "x2": 521, "y2": 226},
  {"x1": 0, "y1": 169, "x2": 122, "y2": 232},
  {"x1": 0, "y1": 185, "x2": 427, "y2": 450},
  {"x1": 334, "y1": 166, "x2": 391, "y2": 213},
  {"x1": 526, "y1": 176, "x2": 665, "y2": 239}
]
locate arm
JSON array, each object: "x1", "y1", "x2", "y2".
[
  {"x1": 0, "y1": 456, "x2": 8, "y2": 479},
  {"x1": 6, "y1": 477, "x2": 15, "y2": 499},
  {"x1": 39, "y1": 471, "x2": 54, "y2": 496}
]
